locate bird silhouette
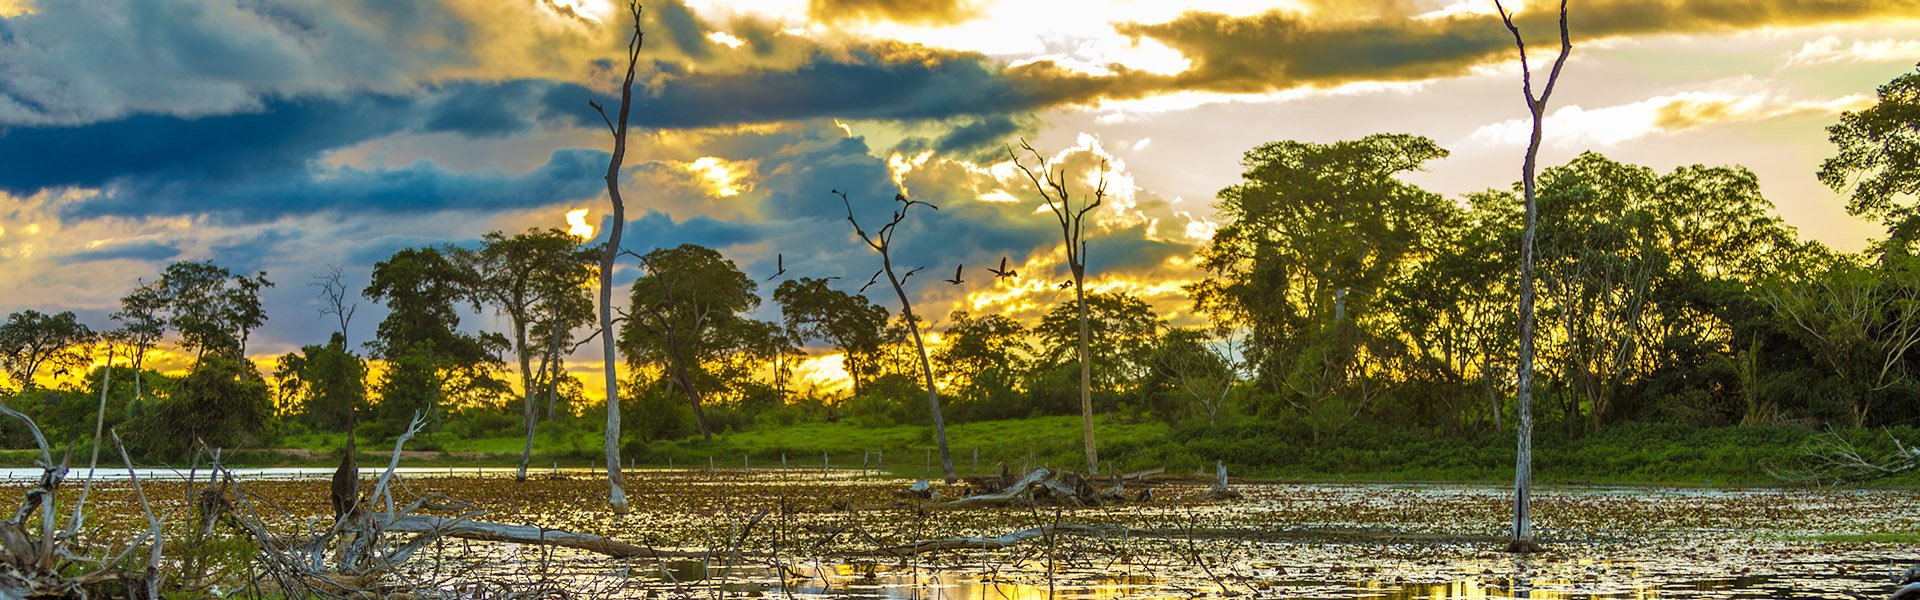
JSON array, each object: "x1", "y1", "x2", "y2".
[
  {"x1": 53, "y1": 367, "x2": 69, "y2": 377},
  {"x1": 901, "y1": 266, "x2": 925, "y2": 283},
  {"x1": 944, "y1": 264, "x2": 965, "y2": 285},
  {"x1": 986, "y1": 256, "x2": 1017, "y2": 279},
  {"x1": 1057, "y1": 280, "x2": 1072, "y2": 290},
  {"x1": 766, "y1": 254, "x2": 786, "y2": 281},
  {"x1": 859, "y1": 270, "x2": 882, "y2": 293}
]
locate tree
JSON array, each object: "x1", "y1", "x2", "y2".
[
  {"x1": 1385, "y1": 191, "x2": 1516, "y2": 431},
  {"x1": 131, "y1": 352, "x2": 273, "y2": 458},
  {"x1": 0, "y1": 309, "x2": 95, "y2": 392},
  {"x1": 1189, "y1": 133, "x2": 1453, "y2": 442},
  {"x1": 774, "y1": 277, "x2": 890, "y2": 396},
  {"x1": 1819, "y1": 63, "x2": 1920, "y2": 239},
  {"x1": 618, "y1": 244, "x2": 760, "y2": 441},
  {"x1": 1495, "y1": 0, "x2": 1571, "y2": 554},
  {"x1": 364, "y1": 247, "x2": 502, "y2": 431},
  {"x1": 156, "y1": 261, "x2": 272, "y2": 361},
  {"x1": 1010, "y1": 140, "x2": 1108, "y2": 475},
  {"x1": 1762, "y1": 251, "x2": 1920, "y2": 428},
  {"x1": 275, "y1": 333, "x2": 367, "y2": 431},
  {"x1": 834, "y1": 189, "x2": 956, "y2": 482},
  {"x1": 1034, "y1": 292, "x2": 1163, "y2": 394},
  {"x1": 586, "y1": 0, "x2": 645, "y2": 514},
  {"x1": 112, "y1": 280, "x2": 168, "y2": 404},
  {"x1": 457, "y1": 228, "x2": 595, "y2": 481},
  {"x1": 1149, "y1": 327, "x2": 1246, "y2": 427},
  {"x1": 932, "y1": 311, "x2": 1033, "y2": 420}
]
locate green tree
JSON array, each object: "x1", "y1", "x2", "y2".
[
  {"x1": 1035, "y1": 292, "x2": 1163, "y2": 394},
  {"x1": 774, "y1": 277, "x2": 890, "y2": 395},
  {"x1": 130, "y1": 353, "x2": 273, "y2": 458},
  {"x1": 619, "y1": 244, "x2": 760, "y2": 441},
  {"x1": 364, "y1": 247, "x2": 503, "y2": 431},
  {"x1": 156, "y1": 261, "x2": 272, "y2": 360},
  {"x1": 112, "y1": 280, "x2": 168, "y2": 403},
  {"x1": 456, "y1": 228, "x2": 595, "y2": 481},
  {"x1": 1819, "y1": 64, "x2": 1920, "y2": 237},
  {"x1": 0, "y1": 309, "x2": 96, "y2": 392},
  {"x1": 932, "y1": 311, "x2": 1033, "y2": 420},
  {"x1": 1191, "y1": 134, "x2": 1453, "y2": 439},
  {"x1": 274, "y1": 333, "x2": 367, "y2": 431}
]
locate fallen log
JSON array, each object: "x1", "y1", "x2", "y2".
[
  {"x1": 944, "y1": 468, "x2": 1053, "y2": 508},
  {"x1": 386, "y1": 516, "x2": 665, "y2": 559},
  {"x1": 878, "y1": 524, "x2": 1113, "y2": 556}
]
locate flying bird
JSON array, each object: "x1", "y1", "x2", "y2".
[
  {"x1": 944, "y1": 264, "x2": 965, "y2": 285},
  {"x1": 986, "y1": 256, "x2": 1017, "y2": 280},
  {"x1": 901, "y1": 266, "x2": 925, "y2": 283},
  {"x1": 766, "y1": 254, "x2": 786, "y2": 281},
  {"x1": 53, "y1": 367, "x2": 69, "y2": 377},
  {"x1": 1057, "y1": 281, "x2": 1072, "y2": 290},
  {"x1": 859, "y1": 270, "x2": 882, "y2": 293}
]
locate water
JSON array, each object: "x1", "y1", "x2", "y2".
[{"x1": 11, "y1": 470, "x2": 1913, "y2": 598}]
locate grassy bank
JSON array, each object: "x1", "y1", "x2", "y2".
[{"x1": 224, "y1": 417, "x2": 1920, "y2": 488}]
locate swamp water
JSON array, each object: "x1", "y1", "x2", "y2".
[{"x1": 16, "y1": 469, "x2": 1916, "y2": 598}]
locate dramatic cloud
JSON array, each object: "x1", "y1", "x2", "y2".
[
  {"x1": 807, "y1": 0, "x2": 979, "y2": 25},
  {"x1": 1116, "y1": 0, "x2": 1919, "y2": 94},
  {"x1": 1469, "y1": 85, "x2": 1873, "y2": 147}
]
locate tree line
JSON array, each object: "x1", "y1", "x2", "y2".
[{"x1": 2, "y1": 65, "x2": 1916, "y2": 466}]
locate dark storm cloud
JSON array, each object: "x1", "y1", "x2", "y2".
[
  {"x1": 56, "y1": 241, "x2": 183, "y2": 265},
  {"x1": 58, "y1": 148, "x2": 609, "y2": 223},
  {"x1": 1118, "y1": 0, "x2": 1920, "y2": 94},
  {"x1": 0, "y1": 0, "x2": 472, "y2": 126}
]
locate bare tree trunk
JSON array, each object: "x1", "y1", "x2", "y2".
[
  {"x1": 1497, "y1": 0, "x2": 1570, "y2": 554},
  {"x1": 590, "y1": 2, "x2": 645, "y2": 515},
  {"x1": 671, "y1": 359, "x2": 712, "y2": 441},
  {"x1": 516, "y1": 328, "x2": 537, "y2": 483},
  {"x1": 887, "y1": 264, "x2": 955, "y2": 483},
  {"x1": 1073, "y1": 275, "x2": 1098, "y2": 475}
]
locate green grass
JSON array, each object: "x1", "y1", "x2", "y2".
[
  {"x1": 1794, "y1": 532, "x2": 1920, "y2": 544},
  {"x1": 136, "y1": 415, "x2": 1920, "y2": 488}
]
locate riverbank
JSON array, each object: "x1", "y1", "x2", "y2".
[{"x1": 55, "y1": 417, "x2": 1913, "y2": 488}]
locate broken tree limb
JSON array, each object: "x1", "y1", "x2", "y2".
[
  {"x1": 1202, "y1": 461, "x2": 1241, "y2": 501},
  {"x1": 877, "y1": 524, "x2": 1113, "y2": 556},
  {"x1": 943, "y1": 468, "x2": 1053, "y2": 508},
  {"x1": 385, "y1": 516, "x2": 668, "y2": 559}
]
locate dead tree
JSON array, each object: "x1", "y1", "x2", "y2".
[
  {"x1": 0, "y1": 406, "x2": 165, "y2": 597},
  {"x1": 1010, "y1": 140, "x2": 1108, "y2": 475},
  {"x1": 1767, "y1": 429, "x2": 1920, "y2": 485},
  {"x1": 834, "y1": 189, "x2": 956, "y2": 483},
  {"x1": 587, "y1": 0, "x2": 645, "y2": 515},
  {"x1": 1495, "y1": 0, "x2": 1571, "y2": 554}
]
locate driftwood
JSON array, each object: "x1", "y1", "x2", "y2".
[
  {"x1": 942, "y1": 467, "x2": 1166, "y2": 508},
  {"x1": 1202, "y1": 461, "x2": 1241, "y2": 501},
  {"x1": 1892, "y1": 564, "x2": 1920, "y2": 600},
  {"x1": 878, "y1": 524, "x2": 1112, "y2": 556},
  {"x1": 386, "y1": 516, "x2": 665, "y2": 558}
]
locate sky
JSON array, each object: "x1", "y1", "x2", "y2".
[{"x1": 1, "y1": 0, "x2": 1917, "y2": 395}]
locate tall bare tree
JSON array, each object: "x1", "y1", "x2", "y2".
[
  {"x1": 835, "y1": 189, "x2": 956, "y2": 483},
  {"x1": 1010, "y1": 140, "x2": 1108, "y2": 475},
  {"x1": 1495, "y1": 0, "x2": 1570, "y2": 554},
  {"x1": 587, "y1": 1, "x2": 644, "y2": 514}
]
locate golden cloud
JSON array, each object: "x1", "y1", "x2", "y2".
[
  {"x1": 1114, "y1": 0, "x2": 1920, "y2": 95},
  {"x1": 807, "y1": 0, "x2": 980, "y2": 26}
]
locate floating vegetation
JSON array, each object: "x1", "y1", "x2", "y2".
[{"x1": 9, "y1": 466, "x2": 1919, "y2": 598}]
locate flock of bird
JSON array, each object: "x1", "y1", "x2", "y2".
[{"x1": 766, "y1": 253, "x2": 1045, "y2": 293}]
